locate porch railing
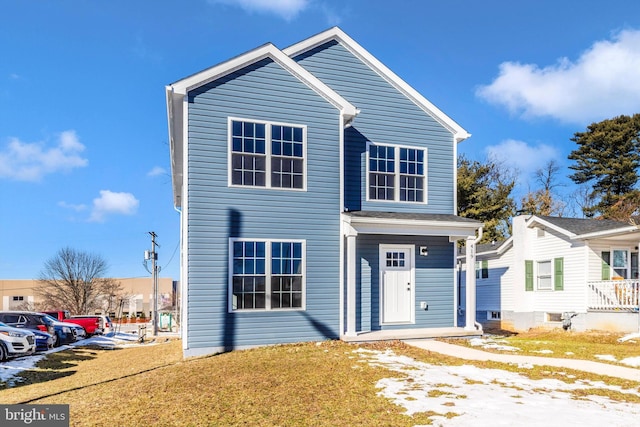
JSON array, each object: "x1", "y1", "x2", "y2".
[{"x1": 588, "y1": 280, "x2": 640, "y2": 312}]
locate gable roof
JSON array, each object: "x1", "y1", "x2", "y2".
[
  {"x1": 526, "y1": 215, "x2": 639, "y2": 240},
  {"x1": 283, "y1": 27, "x2": 471, "y2": 143},
  {"x1": 166, "y1": 42, "x2": 358, "y2": 208}
]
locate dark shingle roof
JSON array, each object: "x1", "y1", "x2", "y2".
[{"x1": 535, "y1": 216, "x2": 634, "y2": 235}]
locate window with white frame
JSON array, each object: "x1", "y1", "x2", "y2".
[
  {"x1": 231, "y1": 239, "x2": 305, "y2": 311},
  {"x1": 12, "y1": 296, "x2": 24, "y2": 302},
  {"x1": 612, "y1": 249, "x2": 629, "y2": 279},
  {"x1": 230, "y1": 119, "x2": 305, "y2": 190},
  {"x1": 537, "y1": 260, "x2": 552, "y2": 290},
  {"x1": 368, "y1": 143, "x2": 426, "y2": 202}
]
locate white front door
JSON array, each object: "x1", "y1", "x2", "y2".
[{"x1": 380, "y1": 245, "x2": 414, "y2": 324}]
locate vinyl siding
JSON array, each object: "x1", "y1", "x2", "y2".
[
  {"x1": 528, "y1": 227, "x2": 585, "y2": 312},
  {"x1": 459, "y1": 250, "x2": 512, "y2": 312},
  {"x1": 185, "y1": 58, "x2": 343, "y2": 350},
  {"x1": 356, "y1": 235, "x2": 455, "y2": 331},
  {"x1": 292, "y1": 41, "x2": 455, "y2": 214}
]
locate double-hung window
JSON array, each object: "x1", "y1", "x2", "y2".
[
  {"x1": 230, "y1": 118, "x2": 305, "y2": 190},
  {"x1": 537, "y1": 260, "x2": 552, "y2": 290},
  {"x1": 368, "y1": 143, "x2": 426, "y2": 202},
  {"x1": 231, "y1": 239, "x2": 305, "y2": 311}
]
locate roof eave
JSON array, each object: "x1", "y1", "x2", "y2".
[
  {"x1": 283, "y1": 27, "x2": 471, "y2": 143},
  {"x1": 525, "y1": 215, "x2": 576, "y2": 239},
  {"x1": 166, "y1": 85, "x2": 183, "y2": 208},
  {"x1": 572, "y1": 226, "x2": 640, "y2": 240}
]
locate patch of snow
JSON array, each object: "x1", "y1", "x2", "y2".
[
  {"x1": 531, "y1": 349, "x2": 553, "y2": 354},
  {"x1": 595, "y1": 354, "x2": 617, "y2": 362},
  {"x1": 469, "y1": 337, "x2": 521, "y2": 352},
  {"x1": 357, "y1": 348, "x2": 640, "y2": 426},
  {"x1": 620, "y1": 356, "x2": 640, "y2": 368}
]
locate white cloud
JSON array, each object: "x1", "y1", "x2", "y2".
[
  {"x1": 210, "y1": 0, "x2": 310, "y2": 20},
  {"x1": 477, "y1": 29, "x2": 640, "y2": 124},
  {"x1": 147, "y1": 166, "x2": 167, "y2": 177},
  {"x1": 485, "y1": 139, "x2": 560, "y2": 177},
  {"x1": 0, "y1": 130, "x2": 88, "y2": 181},
  {"x1": 89, "y1": 190, "x2": 139, "y2": 222},
  {"x1": 58, "y1": 201, "x2": 87, "y2": 212}
]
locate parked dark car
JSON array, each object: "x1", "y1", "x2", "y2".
[
  {"x1": 30, "y1": 328, "x2": 54, "y2": 352},
  {"x1": 41, "y1": 314, "x2": 87, "y2": 342},
  {"x1": 0, "y1": 311, "x2": 74, "y2": 347}
]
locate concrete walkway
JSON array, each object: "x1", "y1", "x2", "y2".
[{"x1": 405, "y1": 339, "x2": 640, "y2": 382}]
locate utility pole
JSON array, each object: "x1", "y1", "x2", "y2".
[{"x1": 144, "y1": 232, "x2": 160, "y2": 336}]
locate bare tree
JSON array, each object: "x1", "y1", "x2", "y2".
[
  {"x1": 519, "y1": 160, "x2": 565, "y2": 216},
  {"x1": 37, "y1": 247, "x2": 123, "y2": 315},
  {"x1": 569, "y1": 184, "x2": 598, "y2": 218}
]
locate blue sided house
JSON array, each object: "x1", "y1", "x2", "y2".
[{"x1": 166, "y1": 27, "x2": 483, "y2": 358}]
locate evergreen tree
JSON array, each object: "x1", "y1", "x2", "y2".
[
  {"x1": 568, "y1": 114, "x2": 640, "y2": 217},
  {"x1": 457, "y1": 155, "x2": 516, "y2": 243}
]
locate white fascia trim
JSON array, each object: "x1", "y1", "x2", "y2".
[
  {"x1": 346, "y1": 216, "x2": 479, "y2": 237},
  {"x1": 457, "y1": 237, "x2": 513, "y2": 260},
  {"x1": 496, "y1": 237, "x2": 513, "y2": 255},
  {"x1": 168, "y1": 43, "x2": 357, "y2": 121},
  {"x1": 525, "y1": 216, "x2": 576, "y2": 239},
  {"x1": 572, "y1": 226, "x2": 640, "y2": 240},
  {"x1": 283, "y1": 27, "x2": 471, "y2": 143}
]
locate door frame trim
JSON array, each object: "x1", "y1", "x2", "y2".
[{"x1": 379, "y1": 244, "x2": 415, "y2": 325}]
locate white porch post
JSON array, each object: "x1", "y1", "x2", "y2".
[
  {"x1": 345, "y1": 227, "x2": 358, "y2": 337},
  {"x1": 464, "y1": 236, "x2": 478, "y2": 331}
]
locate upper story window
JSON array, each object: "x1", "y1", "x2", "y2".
[
  {"x1": 368, "y1": 143, "x2": 426, "y2": 203},
  {"x1": 229, "y1": 118, "x2": 306, "y2": 190}
]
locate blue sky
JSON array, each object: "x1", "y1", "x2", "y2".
[{"x1": 2, "y1": 0, "x2": 640, "y2": 280}]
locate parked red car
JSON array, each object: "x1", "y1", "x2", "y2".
[
  {"x1": 66, "y1": 316, "x2": 103, "y2": 335},
  {"x1": 44, "y1": 311, "x2": 102, "y2": 336}
]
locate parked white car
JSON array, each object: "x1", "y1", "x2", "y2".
[{"x1": 0, "y1": 322, "x2": 36, "y2": 361}]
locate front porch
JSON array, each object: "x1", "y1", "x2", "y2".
[
  {"x1": 341, "y1": 327, "x2": 481, "y2": 343},
  {"x1": 588, "y1": 280, "x2": 640, "y2": 312}
]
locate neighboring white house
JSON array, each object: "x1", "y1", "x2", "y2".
[{"x1": 459, "y1": 215, "x2": 640, "y2": 333}]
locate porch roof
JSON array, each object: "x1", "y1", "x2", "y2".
[{"x1": 343, "y1": 211, "x2": 482, "y2": 238}]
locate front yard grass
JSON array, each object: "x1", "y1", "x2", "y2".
[
  {"x1": 443, "y1": 329, "x2": 640, "y2": 366},
  {"x1": 0, "y1": 333, "x2": 639, "y2": 426},
  {"x1": 1, "y1": 340, "x2": 436, "y2": 426}
]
